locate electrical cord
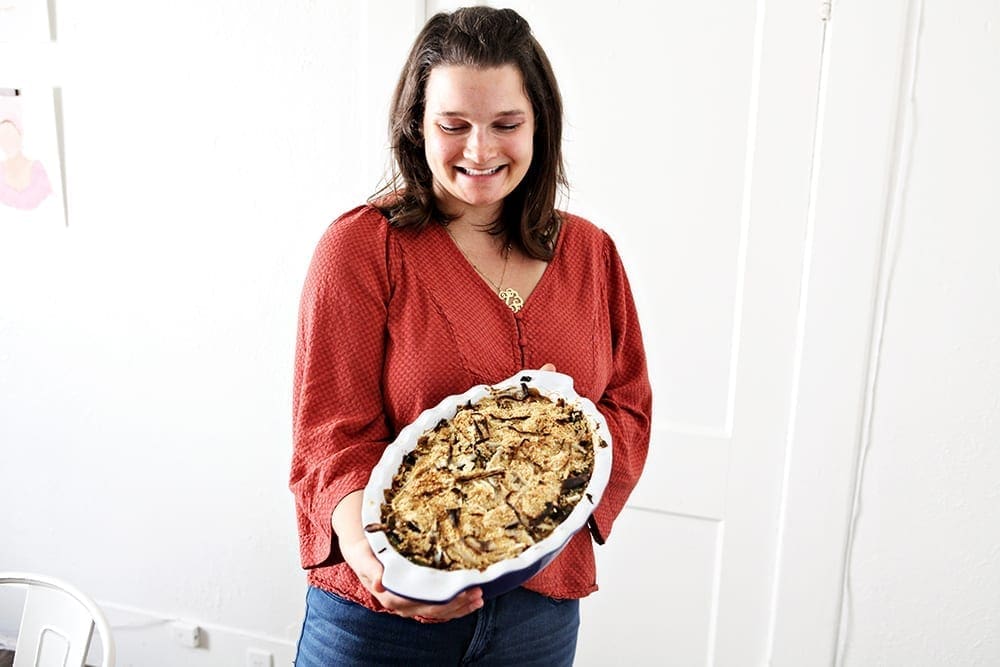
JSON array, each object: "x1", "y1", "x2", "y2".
[{"x1": 834, "y1": 0, "x2": 924, "y2": 663}]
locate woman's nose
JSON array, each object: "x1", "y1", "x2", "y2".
[{"x1": 463, "y1": 128, "x2": 496, "y2": 164}]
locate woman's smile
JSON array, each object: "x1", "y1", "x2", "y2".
[{"x1": 455, "y1": 165, "x2": 506, "y2": 177}]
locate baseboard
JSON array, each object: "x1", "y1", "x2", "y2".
[{"x1": 92, "y1": 602, "x2": 297, "y2": 667}]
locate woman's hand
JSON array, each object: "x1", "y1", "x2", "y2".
[
  {"x1": 539, "y1": 363, "x2": 556, "y2": 372},
  {"x1": 339, "y1": 532, "x2": 483, "y2": 621},
  {"x1": 333, "y1": 491, "x2": 484, "y2": 622}
]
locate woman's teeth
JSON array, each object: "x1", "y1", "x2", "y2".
[{"x1": 457, "y1": 165, "x2": 503, "y2": 176}]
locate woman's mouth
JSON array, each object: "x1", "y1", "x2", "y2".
[{"x1": 455, "y1": 165, "x2": 505, "y2": 177}]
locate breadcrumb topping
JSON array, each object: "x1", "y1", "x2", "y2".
[{"x1": 369, "y1": 385, "x2": 598, "y2": 571}]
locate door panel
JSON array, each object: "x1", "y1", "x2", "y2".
[
  {"x1": 575, "y1": 510, "x2": 721, "y2": 665},
  {"x1": 630, "y1": 430, "x2": 729, "y2": 521}
]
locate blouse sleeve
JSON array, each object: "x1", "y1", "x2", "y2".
[
  {"x1": 590, "y1": 234, "x2": 653, "y2": 544},
  {"x1": 289, "y1": 206, "x2": 392, "y2": 569}
]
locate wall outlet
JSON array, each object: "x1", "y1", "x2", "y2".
[
  {"x1": 247, "y1": 648, "x2": 274, "y2": 667},
  {"x1": 169, "y1": 621, "x2": 201, "y2": 648}
]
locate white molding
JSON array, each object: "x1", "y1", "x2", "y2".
[{"x1": 709, "y1": 0, "x2": 828, "y2": 662}]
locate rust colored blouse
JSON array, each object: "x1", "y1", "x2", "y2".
[{"x1": 290, "y1": 204, "x2": 651, "y2": 610}]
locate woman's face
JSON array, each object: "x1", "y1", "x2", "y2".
[
  {"x1": 422, "y1": 64, "x2": 535, "y2": 222},
  {"x1": 0, "y1": 121, "x2": 21, "y2": 158}
]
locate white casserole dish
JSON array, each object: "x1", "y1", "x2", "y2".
[{"x1": 361, "y1": 369, "x2": 613, "y2": 603}]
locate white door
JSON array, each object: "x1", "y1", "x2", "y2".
[{"x1": 367, "y1": 2, "x2": 831, "y2": 664}]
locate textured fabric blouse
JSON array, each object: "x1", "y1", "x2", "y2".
[{"x1": 290, "y1": 204, "x2": 651, "y2": 610}]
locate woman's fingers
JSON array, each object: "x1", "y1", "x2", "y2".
[
  {"x1": 539, "y1": 363, "x2": 556, "y2": 372},
  {"x1": 343, "y1": 532, "x2": 484, "y2": 620},
  {"x1": 375, "y1": 587, "x2": 483, "y2": 621}
]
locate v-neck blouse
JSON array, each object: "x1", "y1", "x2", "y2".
[{"x1": 291, "y1": 204, "x2": 651, "y2": 608}]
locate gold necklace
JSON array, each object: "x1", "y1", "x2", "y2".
[{"x1": 444, "y1": 226, "x2": 525, "y2": 313}]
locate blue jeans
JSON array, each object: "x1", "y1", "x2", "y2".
[{"x1": 295, "y1": 586, "x2": 580, "y2": 666}]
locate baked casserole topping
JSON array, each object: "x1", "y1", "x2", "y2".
[{"x1": 366, "y1": 384, "x2": 602, "y2": 571}]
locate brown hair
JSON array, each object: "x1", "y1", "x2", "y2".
[{"x1": 371, "y1": 6, "x2": 566, "y2": 260}]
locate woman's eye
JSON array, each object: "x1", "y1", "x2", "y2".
[
  {"x1": 496, "y1": 123, "x2": 522, "y2": 132},
  {"x1": 438, "y1": 124, "x2": 466, "y2": 133}
]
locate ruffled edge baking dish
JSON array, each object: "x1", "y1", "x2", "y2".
[{"x1": 361, "y1": 369, "x2": 613, "y2": 603}]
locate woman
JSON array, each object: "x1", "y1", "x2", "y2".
[{"x1": 291, "y1": 7, "x2": 651, "y2": 665}]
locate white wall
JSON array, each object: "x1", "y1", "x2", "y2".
[
  {"x1": 1, "y1": 1, "x2": 997, "y2": 666},
  {"x1": 838, "y1": 1, "x2": 1000, "y2": 664},
  {"x1": 0, "y1": 1, "x2": 380, "y2": 664}
]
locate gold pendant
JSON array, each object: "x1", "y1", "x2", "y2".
[{"x1": 498, "y1": 288, "x2": 524, "y2": 313}]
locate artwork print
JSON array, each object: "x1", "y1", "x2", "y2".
[{"x1": 0, "y1": 88, "x2": 64, "y2": 225}]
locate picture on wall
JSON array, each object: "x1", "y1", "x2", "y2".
[
  {"x1": 0, "y1": 0, "x2": 51, "y2": 42},
  {"x1": 0, "y1": 87, "x2": 65, "y2": 225}
]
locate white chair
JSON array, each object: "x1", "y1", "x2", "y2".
[{"x1": 0, "y1": 572, "x2": 115, "y2": 667}]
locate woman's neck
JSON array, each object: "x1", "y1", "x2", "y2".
[{"x1": 436, "y1": 195, "x2": 503, "y2": 231}]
